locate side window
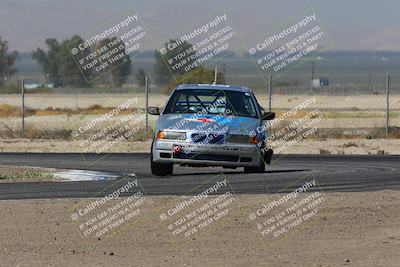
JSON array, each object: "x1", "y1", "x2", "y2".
[
  {"x1": 243, "y1": 94, "x2": 257, "y2": 117},
  {"x1": 174, "y1": 93, "x2": 188, "y2": 113}
]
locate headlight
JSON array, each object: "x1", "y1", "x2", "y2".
[
  {"x1": 157, "y1": 130, "x2": 186, "y2": 140},
  {"x1": 250, "y1": 136, "x2": 258, "y2": 144}
]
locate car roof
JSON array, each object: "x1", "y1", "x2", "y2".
[{"x1": 175, "y1": 84, "x2": 252, "y2": 93}]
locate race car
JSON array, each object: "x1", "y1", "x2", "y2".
[{"x1": 148, "y1": 84, "x2": 275, "y2": 176}]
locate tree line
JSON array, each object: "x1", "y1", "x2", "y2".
[
  {"x1": 0, "y1": 35, "x2": 224, "y2": 91},
  {"x1": 0, "y1": 36, "x2": 18, "y2": 87}
]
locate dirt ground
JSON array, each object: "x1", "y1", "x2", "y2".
[
  {"x1": 1, "y1": 93, "x2": 398, "y2": 110},
  {"x1": 0, "y1": 165, "x2": 56, "y2": 183},
  {"x1": 0, "y1": 138, "x2": 399, "y2": 155},
  {"x1": 0, "y1": 191, "x2": 399, "y2": 266}
]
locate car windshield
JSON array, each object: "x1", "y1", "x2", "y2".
[{"x1": 163, "y1": 88, "x2": 258, "y2": 118}]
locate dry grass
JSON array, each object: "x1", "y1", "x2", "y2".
[
  {"x1": 318, "y1": 148, "x2": 331, "y2": 154},
  {"x1": 0, "y1": 104, "x2": 142, "y2": 118},
  {"x1": 311, "y1": 127, "x2": 400, "y2": 140},
  {"x1": 342, "y1": 141, "x2": 359, "y2": 148},
  {"x1": 0, "y1": 104, "x2": 20, "y2": 117},
  {"x1": 24, "y1": 125, "x2": 73, "y2": 140},
  {"x1": 0, "y1": 165, "x2": 56, "y2": 183},
  {"x1": 0, "y1": 122, "x2": 153, "y2": 140}
]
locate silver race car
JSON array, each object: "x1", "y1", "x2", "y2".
[{"x1": 148, "y1": 84, "x2": 275, "y2": 176}]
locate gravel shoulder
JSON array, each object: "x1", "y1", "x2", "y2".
[
  {"x1": 0, "y1": 191, "x2": 399, "y2": 266},
  {"x1": 0, "y1": 138, "x2": 399, "y2": 155}
]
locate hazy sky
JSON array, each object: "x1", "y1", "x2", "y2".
[{"x1": 1, "y1": 0, "x2": 400, "y2": 52}]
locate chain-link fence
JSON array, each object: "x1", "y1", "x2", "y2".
[
  {"x1": 263, "y1": 73, "x2": 400, "y2": 139},
  {"x1": 0, "y1": 76, "x2": 21, "y2": 138},
  {"x1": 0, "y1": 75, "x2": 153, "y2": 142},
  {"x1": 0, "y1": 72, "x2": 399, "y2": 141}
]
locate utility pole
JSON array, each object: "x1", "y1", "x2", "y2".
[
  {"x1": 385, "y1": 73, "x2": 390, "y2": 136},
  {"x1": 222, "y1": 64, "x2": 226, "y2": 82},
  {"x1": 21, "y1": 77, "x2": 25, "y2": 138},
  {"x1": 145, "y1": 75, "x2": 149, "y2": 138},
  {"x1": 310, "y1": 61, "x2": 315, "y2": 91},
  {"x1": 213, "y1": 66, "x2": 218, "y2": 84},
  {"x1": 268, "y1": 75, "x2": 272, "y2": 112},
  {"x1": 268, "y1": 75, "x2": 273, "y2": 137},
  {"x1": 311, "y1": 61, "x2": 315, "y2": 81}
]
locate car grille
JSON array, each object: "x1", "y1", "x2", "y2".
[
  {"x1": 191, "y1": 133, "x2": 225, "y2": 144},
  {"x1": 173, "y1": 152, "x2": 239, "y2": 162},
  {"x1": 226, "y1": 134, "x2": 250, "y2": 144}
]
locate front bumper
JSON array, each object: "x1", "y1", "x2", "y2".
[{"x1": 152, "y1": 140, "x2": 263, "y2": 167}]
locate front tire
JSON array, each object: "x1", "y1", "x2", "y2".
[
  {"x1": 244, "y1": 163, "x2": 265, "y2": 173},
  {"x1": 150, "y1": 142, "x2": 173, "y2": 176},
  {"x1": 151, "y1": 160, "x2": 173, "y2": 176},
  {"x1": 244, "y1": 155, "x2": 265, "y2": 173}
]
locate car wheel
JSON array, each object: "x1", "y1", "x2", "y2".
[
  {"x1": 151, "y1": 160, "x2": 173, "y2": 176},
  {"x1": 150, "y1": 142, "x2": 173, "y2": 176},
  {"x1": 264, "y1": 149, "x2": 273, "y2": 164},
  {"x1": 244, "y1": 157, "x2": 265, "y2": 173}
]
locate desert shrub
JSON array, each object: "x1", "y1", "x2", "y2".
[
  {"x1": 342, "y1": 141, "x2": 358, "y2": 148},
  {"x1": 26, "y1": 87, "x2": 54, "y2": 94},
  {"x1": 0, "y1": 83, "x2": 19, "y2": 94},
  {"x1": 319, "y1": 148, "x2": 331, "y2": 154},
  {"x1": 24, "y1": 126, "x2": 73, "y2": 139},
  {"x1": 0, "y1": 104, "x2": 20, "y2": 117}
]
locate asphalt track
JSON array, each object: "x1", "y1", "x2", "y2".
[{"x1": 0, "y1": 153, "x2": 399, "y2": 200}]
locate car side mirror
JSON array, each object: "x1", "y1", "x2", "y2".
[
  {"x1": 148, "y1": 106, "x2": 161, "y2": 115},
  {"x1": 262, "y1": 112, "x2": 275, "y2": 120}
]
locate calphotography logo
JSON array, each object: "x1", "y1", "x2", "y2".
[
  {"x1": 68, "y1": 7, "x2": 150, "y2": 82},
  {"x1": 70, "y1": 95, "x2": 148, "y2": 164},
  {"x1": 254, "y1": 96, "x2": 323, "y2": 156},
  {"x1": 156, "y1": 8, "x2": 240, "y2": 80},
  {"x1": 69, "y1": 177, "x2": 149, "y2": 246},
  {"x1": 158, "y1": 174, "x2": 239, "y2": 245},
  {"x1": 248, "y1": 174, "x2": 326, "y2": 246},
  {"x1": 247, "y1": 7, "x2": 333, "y2": 79}
]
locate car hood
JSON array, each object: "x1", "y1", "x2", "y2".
[{"x1": 156, "y1": 113, "x2": 259, "y2": 135}]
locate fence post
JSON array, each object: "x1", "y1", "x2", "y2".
[
  {"x1": 385, "y1": 73, "x2": 390, "y2": 136},
  {"x1": 21, "y1": 77, "x2": 25, "y2": 138},
  {"x1": 268, "y1": 75, "x2": 272, "y2": 112},
  {"x1": 268, "y1": 75, "x2": 272, "y2": 137},
  {"x1": 145, "y1": 75, "x2": 149, "y2": 138}
]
